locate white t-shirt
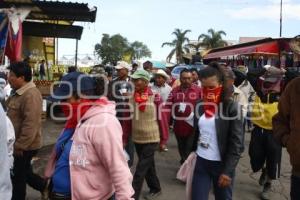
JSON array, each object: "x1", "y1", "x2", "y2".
[{"x1": 196, "y1": 114, "x2": 221, "y2": 161}]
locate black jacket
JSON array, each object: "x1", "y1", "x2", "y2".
[{"x1": 192, "y1": 100, "x2": 244, "y2": 177}]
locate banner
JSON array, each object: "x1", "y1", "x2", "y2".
[
  {"x1": 0, "y1": 13, "x2": 8, "y2": 64},
  {"x1": 5, "y1": 19, "x2": 22, "y2": 62}
]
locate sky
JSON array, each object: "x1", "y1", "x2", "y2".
[{"x1": 58, "y1": 0, "x2": 300, "y2": 61}]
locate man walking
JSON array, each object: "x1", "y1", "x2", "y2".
[
  {"x1": 166, "y1": 68, "x2": 201, "y2": 164},
  {"x1": 123, "y1": 70, "x2": 169, "y2": 200},
  {"x1": 39, "y1": 60, "x2": 46, "y2": 80},
  {"x1": 6, "y1": 62, "x2": 47, "y2": 200},
  {"x1": 273, "y1": 77, "x2": 300, "y2": 200},
  {"x1": 0, "y1": 104, "x2": 12, "y2": 199},
  {"x1": 150, "y1": 69, "x2": 172, "y2": 103},
  {"x1": 108, "y1": 61, "x2": 134, "y2": 166}
]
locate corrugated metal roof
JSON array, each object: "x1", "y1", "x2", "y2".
[{"x1": 1, "y1": 0, "x2": 97, "y2": 22}]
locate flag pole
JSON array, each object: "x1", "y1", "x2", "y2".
[{"x1": 280, "y1": 0, "x2": 283, "y2": 37}]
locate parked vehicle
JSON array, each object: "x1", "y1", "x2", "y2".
[{"x1": 171, "y1": 64, "x2": 206, "y2": 79}]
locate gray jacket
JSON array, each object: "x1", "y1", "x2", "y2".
[
  {"x1": 192, "y1": 100, "x2": 244, "y2": 177},
  {"x1": 0, "y1": 104, "x2": 12, "y2": 199}
]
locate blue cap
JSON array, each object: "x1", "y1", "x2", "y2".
[{"x1": 48, "y1": 72, "x2": 95, "y2": 102}]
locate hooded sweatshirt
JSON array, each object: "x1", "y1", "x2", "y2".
[
  {"x1": 45, "y1": 98, "x2": 134, "y2": 200},
  {"x1": 0, "y1": 104, "x2": 12, "y2": 199}
]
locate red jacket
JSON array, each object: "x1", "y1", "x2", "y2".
[
  {"x1": 166, "y1": 84, "x2": 202, "y2": 137},
  {"x1": 122, "y1": 88, "x2": 169, "y2": 146}
]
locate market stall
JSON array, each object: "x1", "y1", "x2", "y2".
[
  {"x1": 1, "y1": 0, "x2": 97, "y2": 93},
  {"x1": 1, "y1": 0, "x2": 98, "y2": 120},
  {"x1": 203, "y1": 37, "x2": 300, "y2": 71}
]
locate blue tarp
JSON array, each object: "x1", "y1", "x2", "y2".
[
  {"x1": 0, "y1": 13, "x2": 8, "y2": 63},
  {"x1": 151, "y1": 60, "x2": 166, "y2": 69}
]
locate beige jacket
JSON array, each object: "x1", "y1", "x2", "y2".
[
  {"x1": 6, "y1": 82, "x2": 42, "y2": 151},
  {"x1": 232, "y1": 86, "x2": 248, "y2": 118}
]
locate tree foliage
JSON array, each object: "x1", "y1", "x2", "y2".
[
  {"x1": 198, "y1": 29, "x2": 227, "y2": 49},
  {"x1": 162, "y1": 28, "x2": 191, "y2": 64},
  {"x1": 95, "y1": 34, "x2": 151, "y2": 65}
]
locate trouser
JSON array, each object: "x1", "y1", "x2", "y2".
[
  {"x1": 175, "y1": 134, "x2": 194, "y2": 164},
  {"x1": 11, "y1": 150, "x2": 46, "y2": 200},
  {"x1": 241, "y1": 119, "x2": 246, "y2": 153},
  {"x1": 50, "y1": 192, "x2": 71, "y2": 200},
  {"x1": 192, "y1": 156, "x2": 234, "y2": 200},
  {"x1": 40, "y1": 74, "x2": 45, "y2": 80},
  {"x1": 291, "y1": 175, "x2": 300, "y2": 200},
  {"x1": 125, "y1": 135, "x2": 135, "y2": 167},
  {"x1": 248, "y1": 126, "x2": 282, "y2": 179},
  {"x1": 133, "y1": 143, "x2": 161, "y2": 200}
]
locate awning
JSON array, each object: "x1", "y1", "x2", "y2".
[
  {"x1": 204, "y1": 41, "x2": 279, "y2": 59},
  {"x1": 23, "y1": 21, "x2": 83, "y2": 39},
  {"x1": 1, "y1": 0, "x2": 97, "y2": 22}
]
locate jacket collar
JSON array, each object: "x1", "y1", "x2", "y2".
[
  {"x1": 16, "y1": 81, "x2": 36, "y2": 96},
  {"x1": 233, "y1": 86, "x2": 242, "y2": 95}
]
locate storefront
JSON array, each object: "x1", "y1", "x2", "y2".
[{"x1": 203, "y1": 37, "x2": 300, "y2": 71}]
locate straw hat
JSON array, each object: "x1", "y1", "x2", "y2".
[{"x1": 153, "y1": 69, "x2": 170, "y2": 80}]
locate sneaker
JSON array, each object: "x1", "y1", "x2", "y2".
[
  {"x1": 259, "y1": 168, "x2": 267, "y2": 186},
  {"x1": 144, "y1": 191, "x2": 162, "y2": 200},
  {"x1": 261, "y1": 182, "x2": 271, "y2": 200}
]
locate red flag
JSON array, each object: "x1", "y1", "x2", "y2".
[{"x1": 5, "y1": 20, "x2": 22, "y2": 62}]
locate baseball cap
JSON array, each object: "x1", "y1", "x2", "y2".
[
  {"x1": 48, "y1": 72, "x2": 95, "y2": 102},
  {"x1": 130, "y1": 69, "x2": 150, "y2": 81}
]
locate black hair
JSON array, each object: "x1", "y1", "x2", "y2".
[
  {"x1": 68, "y1": 66, "x2": 77, "y2": 73},
  {"x1": 180, "y1": 68, "x2": 191, "y2": 77},
  {"x1": 199, "y1": 62, "x2": 231, "y2": 103},
  {"x1": 93, "y1": 76, "x2": 106, "y2": 97},
  {"x1": 190, "y1": 68, "x2": 198, "y2": 73},
  {"x1": 7, "y1": 62, "x2": 32, "y2": 82},
  {"x1": 143, "y1": 61, "x2": 153, "y2": 66}
]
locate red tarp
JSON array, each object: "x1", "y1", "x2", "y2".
[{"x1": 204, "y1": 41, "x2": 279, "y2": 59}]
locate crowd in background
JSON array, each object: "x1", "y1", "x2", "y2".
[{"x1": 0, "y1": 59, "x2": 299, "y2": 200}]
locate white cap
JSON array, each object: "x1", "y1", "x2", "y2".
[{"x1": 115, "y1": 61, "x2": 132, "y2": 70}]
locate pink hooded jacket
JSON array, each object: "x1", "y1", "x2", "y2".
[{"x1": 44, "y1": 98, "x2": 134, "y2": 200}]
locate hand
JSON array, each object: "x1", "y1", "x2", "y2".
[
  {"x1": 218, "y1": 174, "x2": 231, "y2": 188},
  {"x1": 14, "y1": 149, "x2": 23, "y2": 157},
  {"x1": 160, "y1": 144, "x2": 168, "y2": 152},
  {"x1": 280, "y1": 68, "x2": 287, "y2": 74}
]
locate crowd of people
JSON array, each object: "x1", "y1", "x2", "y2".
[{"x1": 0, "y1": 60, "x2": 299, "y2": 200}]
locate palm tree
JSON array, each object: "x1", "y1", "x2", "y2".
[
  {"x1": 185, "y1": 42, "x2": 204, "y2": 53},
  {"x1": 162, "y1": 28, "x2": 191, "y2": 63},
  {"x1": 198, "y1": 28, "x2": 227, "y2": 49}
]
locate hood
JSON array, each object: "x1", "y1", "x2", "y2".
[{"x1": 80, "y1": 97, "x2": 117, "y2": 121}]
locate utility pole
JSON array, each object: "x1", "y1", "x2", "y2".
[{"x1": 280, "y1": 0, "x2": 283, "y2": 37}]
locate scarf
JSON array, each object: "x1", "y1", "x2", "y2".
[
  {"x1": 202, "y1": 86, "x2": 223, "y2": 118},
  {"x1": 134, "y1": 87, "x2": 149, "y2": 112},
  {"x1": 61, "y1": 98, "x2": 109, "y2": 128}
]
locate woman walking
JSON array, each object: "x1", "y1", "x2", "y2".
[
  {"x1": 45, "y1": 72, "x2": 134, "y2": 200},
  {"x1": 191, "y1": 62, "x2": 244, "y2": 200}
]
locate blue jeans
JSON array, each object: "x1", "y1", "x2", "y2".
[
  {"x1": 291, "y1": 175, "x2": 300, "y2": 200},
  {"x1": 192, "y1": 156, "x2": 233, "y2": 200}
]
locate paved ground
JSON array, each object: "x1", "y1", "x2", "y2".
[{"x1": 27, "y1": 119, "x2": 292, "y2": 200}]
